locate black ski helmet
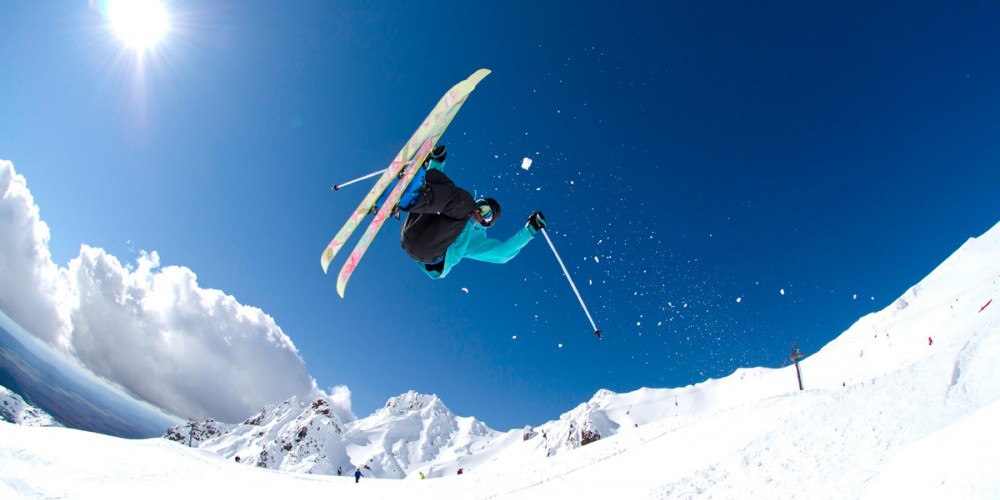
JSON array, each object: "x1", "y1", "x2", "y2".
[{"x1": 475, "y1": 197, "x2": 501, "y2": 227}]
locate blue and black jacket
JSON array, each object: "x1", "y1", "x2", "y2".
[{"x1": 400, "y1": 158, "x2": 536, "y2": 279}]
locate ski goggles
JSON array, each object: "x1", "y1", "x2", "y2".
[{"x1": 478, "y1": 203, "x2": 494, "y2": 224}]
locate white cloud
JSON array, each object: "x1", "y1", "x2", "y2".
[
  {"x1": 0, "y1": 159, "x2": 329, "y2": 423},
  {"x1": 326, "y1": 385, "x2": 355, "y2": 423},
  {"x1": 0, "y1": 160, "x2": 72, "y2": 348}
]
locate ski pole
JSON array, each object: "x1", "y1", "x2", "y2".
[
  {"x1": 332, "y1": 169, "x2": 387, "y2": 191},
  {"x1": 539, "y1": 228, "x2": 602, "y2": 339},
  {"x1": 331, "y1": 160, "x2": 415, "y2": 191}
]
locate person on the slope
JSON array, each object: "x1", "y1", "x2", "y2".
[
  {"x1": 389, "y1": 145, "x2": 546, "y2": 279},
  {"x1": 355, "y1": 467, "x2": 363, "y2": 483}
]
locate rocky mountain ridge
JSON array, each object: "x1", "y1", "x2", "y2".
[
  {"x1": 1, "y1": 384, "x2": 62, "y2": 427},
  {"x1": 166, "y1": 388, "x2": 621, "y2": 478}
]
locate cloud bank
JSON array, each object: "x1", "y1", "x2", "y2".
[{"x1": 0, "y1": 159, "x2": 338, "y2": 423}]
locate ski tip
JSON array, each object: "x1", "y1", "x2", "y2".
[
  {"x1": 468, "y1": 69, "x2": 491, "y2": 85},
  {"x1": 336, "y1": 275, "x2": 348, "y2": 298}
]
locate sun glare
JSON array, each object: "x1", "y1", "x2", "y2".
[{"x1": 107, "y1": 0, "x2": 169, "y2": 51}]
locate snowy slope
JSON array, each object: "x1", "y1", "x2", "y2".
[
  {"x1": 2, "y1": 221, "x2": 999, "y2": 498},
  {"x1": 0, "y1": 384, "x2": 61, "y2": 427},
  {"x1": 343, "y1": 391, "x2": 503, "y2": 478},
  {"x1": 182, "y1": 367, "x2": 804, "y2": 478},
  {"x1": 195, "y1": 395, "x2": 348, "y2": 474}
]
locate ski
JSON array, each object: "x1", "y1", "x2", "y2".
[
  {"x1": 320, "y1": 133, "x2": 421, "y2": 274},
  {"x1": 336, "y1": 135, "x2": 438, "y2": 297},
  {"x1": 335, "y1": 74, "x2": 490, "y2": 297},
  {"x1": 320, "y1": 69, "x2": 491, "y2": 274}
]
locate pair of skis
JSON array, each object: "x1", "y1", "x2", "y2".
[{"x1": 320, "y1": 69, "x2": 491, "y2": 298}]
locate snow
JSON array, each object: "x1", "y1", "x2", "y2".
[
  {"x1": 521, "y1": 157, "x2": 533, "y2": 170},
  {"x1": 862, "y1": 399, "x2": 1000, "y2": 499},
  {"x1": 0, "y1": 386, "x2": 61, "y2": 428},
  {"x1": 2, "y1": 223, "x2": 999, "y2": 498}
]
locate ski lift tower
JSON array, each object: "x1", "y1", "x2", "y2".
[{"x1": 790, "y1": 343, "x2": 805, "y2": 391}]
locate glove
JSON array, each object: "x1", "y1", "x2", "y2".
[
  {"x1": 527, "y1": 211, "x2": 546, "y2": 233},
  {"x1": 423, "y1": 145, "x2": 447, "y2": 167}
]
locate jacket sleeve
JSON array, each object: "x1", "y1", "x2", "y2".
[{"x1": 463, "y1": 225, "x2": 535, "y2": 264}]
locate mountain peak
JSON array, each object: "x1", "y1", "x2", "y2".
[
  {"x1": 184, "y1": 389, "x2": 499, "y2": 478},
  {"x1": 381, "y1": 391, "x2": 440, "y2": 416}
]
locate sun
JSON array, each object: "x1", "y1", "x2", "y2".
[{"x1": 106, "y1": 0, "x2": 169, "y2": 51}]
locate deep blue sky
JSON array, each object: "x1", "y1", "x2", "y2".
[{"x1": 2, "y1": 1, "x2": 999, "y2": 430}]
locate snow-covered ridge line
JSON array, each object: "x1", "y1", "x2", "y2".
[
  {"x1": 1, "y1": 384, "x2": 62, "y2": 427},
  {"x1": 4, "y1": 222, "x2": 999, "y2": 497},
  {"x1": 167, "y1": 221, "x2": 1000, "y2": 482}
]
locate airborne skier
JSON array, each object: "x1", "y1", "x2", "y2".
[
  {"x1": 319, "y1": 70, "x2": 599, "y2": 338},
  {"x1": 391, "y1": 145, "x2": 546, "y2": 278}
]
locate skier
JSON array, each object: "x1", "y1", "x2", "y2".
[
  {"x1": 355, "y1": 468, "x2": 363, "y2": 483},
  {"x1": 390, "y1": 145, "x2": 546, "y2": 278}
]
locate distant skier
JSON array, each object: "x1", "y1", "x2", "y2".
[
  {"x1": 355, "y1": 468, "x2": 363, "y2": 483},
  {"x1": 389, "y1": 145, "x2": 546, "y2": 279}
]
